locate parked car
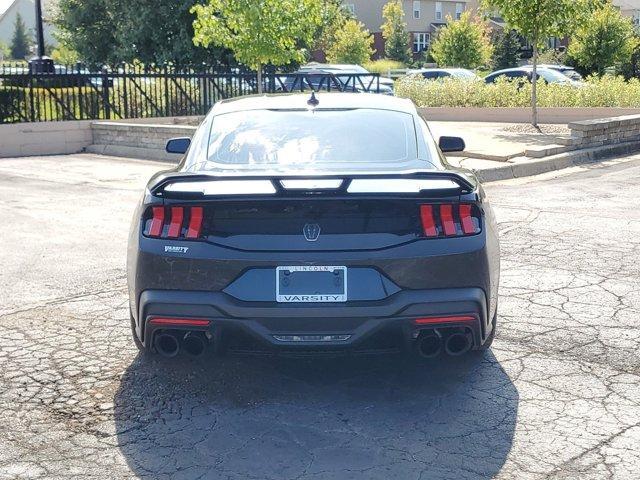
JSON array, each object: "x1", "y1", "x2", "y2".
[
  {"x1": 485, "y1": 67, "x2": 580, "y2": 86},
  {"x1": 407, "y1": 68, "x2": 479, "y2": 81},
  {"x1": 282, "y1": 63, "x2": 395, "y2": 95},
  {"x1": 538, "y1": 64, "x2": 584, "y2": 82},
  {"x1": 302, "y1": 63, "x2": 396, "y2": 90},
  {"x1": 127, "y1": 92, "x2": 500, "y2": 360}
]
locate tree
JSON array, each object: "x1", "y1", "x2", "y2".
[
  {"x1": 492, "y1": 30, "x2": 521, "y2": 69},
  {"x1": 51, "y1": 44, "x2": 80, "y2": 65},
  {"x1": 619, "y1": 34, "x2": 640, "y2": 79},
  {"x1": 55, "y1": 0, "x2": 225, "y2": 66},
  {"x1": 192, "y1": 0, "x2": 322, "y2": 93},
  {"x1": 314, "y1": 0, "x2": 351, "y2": 54},
  {"x1": 326, "y1": 19, "x2": 374, "y2": 64},
  {"x1": 117, "y1": 0, "x2": 226, "y2": 65},
  {"x1": 430, "y1": 12, "x2": 493, "y2": 69},
  {"x1": 10, "y1": 13, "x2": 31, "y2": 60},
  {"x1": 568, "y1": 2, "x2": 637, "y2": 76},
  {"x1": 55, "y1": 0, "x2": 118, "y2": 66},
  {"x1": 0, "y1": 42, "x2": 10, "y2": 61},
  {"x1": 483, "y1": 0, "x2": 588, "y2": 126},
  {"x1": 381, "y1": 0, "x2": 411, "y2": 64}
]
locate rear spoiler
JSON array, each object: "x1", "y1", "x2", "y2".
[{"x1": 148, "y1": 171, "x2": 477, "y2": 199}]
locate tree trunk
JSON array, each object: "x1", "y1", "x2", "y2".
[
  {"x1": 257, "y1": 64, "x2": 263, "y2": 94},
  {"x1": 531, "y1": 40, "x2": 538, "y2": 128}
]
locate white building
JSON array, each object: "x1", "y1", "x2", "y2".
[{"x1": 0, "y1": 0, "x2": 57, "y2": 55}]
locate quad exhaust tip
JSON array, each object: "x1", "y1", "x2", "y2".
[
  {"x1": 154, "y1": 330, "x2": 210, "y2": 358},
  {"x1": 444, "y1": 332, "x2": 472, "y2": 356},
  {"x1": 154, "y1": 332, "x2": 180, "y2": 358},
  {"x1": 415, "y1": 329, "x2": 473, "y2": 358},
  {"x1": 182, "y1": 332, "x2": 207, "y2": 358},
  {"x1": 416, "y1": 330, "x2": 443, "y2": 358}
]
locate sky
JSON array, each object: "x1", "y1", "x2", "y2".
[{"x1": 0, "y1": 0, "x2": 14, "y2": 18}]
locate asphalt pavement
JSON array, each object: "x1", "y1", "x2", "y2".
[{"x1": 1, "y1": 153, "x2": 639, "y2": 479}]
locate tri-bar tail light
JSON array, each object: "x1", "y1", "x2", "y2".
[
  {"x1": 144, "y1": 206, "x2": 203, "y2": 239},
  {"x1": 420, "y1": 204, "x2": 481, "y2": 238}
]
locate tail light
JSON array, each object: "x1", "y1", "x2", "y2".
[
  {"x1": 143, "y1": 206, "x2": 203, "y2": 240},
  {"x1": 420, "y1": 204, "x2": 481, "y2": 238}
]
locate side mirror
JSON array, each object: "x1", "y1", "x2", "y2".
[
  {"x1": 438, "y1": 136, "x2": 466, "y2": 153},
  {"x1": 166, "y1": 137, "x2": 191, "y2": 154}
]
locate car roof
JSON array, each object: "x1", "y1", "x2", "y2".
[
  {"x1": 302, "y1": 63, "x2": 364, "y2": 71},
  {"x1": 213, "y1": 93, "x2": 416, "y2": 115},
  {"x1": 538, "y1": 64, "x2": 575, "y2": 70},
  {"x1": 488, "y1": 67, "x2": 555, "y2": 75}
]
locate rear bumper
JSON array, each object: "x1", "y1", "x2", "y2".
[{"x1": 136, "y1": 287, "x2": 492, "y2": 354}]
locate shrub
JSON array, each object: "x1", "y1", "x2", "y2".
[
  {"x1": 395, "y1": 74, "x2": 640, "y2": 108},
  {"x1": 363, "y1": 59, "x2": 405, "y2": 75}
]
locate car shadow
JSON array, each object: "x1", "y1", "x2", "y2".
[{"x1": 114, "y1": 350, "x2": 518, "y2": 479}]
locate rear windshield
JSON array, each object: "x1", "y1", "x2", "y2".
[{"x1": 204, "y1": 109, "x2": 419, "y2": 169}]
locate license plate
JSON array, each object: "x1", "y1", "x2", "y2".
[{"x1": 276, "y1": 266, "x2": 347, "y2": 303}]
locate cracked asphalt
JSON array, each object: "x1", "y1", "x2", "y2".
[{"x1": 1, "y1": 153, "x2": 639, "y2": 479}]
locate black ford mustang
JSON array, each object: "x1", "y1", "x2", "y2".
[{"x1": 127, "y1": 93, "x2": 500, "y2": 360}]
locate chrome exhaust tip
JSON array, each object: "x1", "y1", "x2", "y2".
[
  {"x1": 415, "y1": 329, "x2": 443, "y2": 358},
  {"x1": 154, "y1": 332, "x2": 180, "y2": 358},
  {"x1": 182, "y1": 332, "x2": 207, "y2": 358},
  {"x1": 444, "y1": 332, "x2": 472, "y2": 356}
]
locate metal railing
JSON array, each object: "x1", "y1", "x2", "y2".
[{"x1": 0, "y1": 63, "x2": 382, "y2": 124}]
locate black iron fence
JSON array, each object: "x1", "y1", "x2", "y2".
[{"x1": 0, "y1": 64, "x2": 382, "y2": 124}]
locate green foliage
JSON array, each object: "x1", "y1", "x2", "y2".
[
  {"x1": 492, "y1": 30, "x2": 521, "y2": 69},
  {"x1": 618, "y1": 34, "x2": 640, "y2": 79},
  {"x1": 537, "y1": 47, "x2": 568, "y2": 66},
  {"x1": 381, "y1": 0, "x2": 411, "y2": 64},
  {"x1": 326, "y1": 19, "x2": 374, "y2": 64},
  {"x1": 363, "y1": 59, "x2": 405, "y2": 74},
  {"x1": 55, "y1": 0, "x2": 118, "y2": 66},
  {"x1": 483, "y1": 0, "x2": 587, "y2": 48},
  {"x1": 51, "y1": 44, "x2": 80, "y2": 65},
  {"x1": 117, "y1": 0, "x2": 225, "y2": 65},
  {"x1": 482, "y1": 0, "x2": 589, "y2": 125},
  {"x1": 10, "y1": 13, "x2": 32, "y2": 60},
  {"x1": 396, "y1": 74, "x2": 640, "y2": 107},
  {"x1": 430, "y1": 12, "x2": 493, "y2": 69},
  {"x1": 192, "y1": 0, "x2": 322, "y2": 72},
  {"x1": 55, "y1": 0, "x2": 223, "y2": 66},
  {"x1": 314, "y1": 0, "x2": 351, "y2": 53},
  {"x1": 568, "y1": 2, "x2": 638, "y2": 76},
  {"x1": 0, "y1": 42, "x2": 10, "y2": 61}
]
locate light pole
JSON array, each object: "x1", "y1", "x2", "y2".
[{"x1": 29, "y1": 0, "x2": 54, "y2": 73}]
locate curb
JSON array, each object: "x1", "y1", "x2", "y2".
[
  {"x1": 86, "y1": 144, "x2": 181, "y2": 163},
  {"x1": 476, "y1": 140, "x2": 640, "y2": 183}
]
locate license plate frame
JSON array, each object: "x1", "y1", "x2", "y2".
[{"x1": 275, "y1": 266, "x2": 347, "y2": 303}]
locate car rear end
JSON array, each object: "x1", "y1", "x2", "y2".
[{"x1": 127, "y1": 95, "x2": 499, "y2": 359}]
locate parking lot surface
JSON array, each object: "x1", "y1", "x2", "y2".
[{"x1": 1, "y1": 153, "x2": 639, "y2": 479}]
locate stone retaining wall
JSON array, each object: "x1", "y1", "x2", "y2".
[
  {"x1": 568, "y1": 115, "x2": 640, "y2": 150},
  {"x1": 88, "y1": 121, "x2": 196, "y2": 161}
]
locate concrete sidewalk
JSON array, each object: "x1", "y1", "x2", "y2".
[{"x1": 428, "y1": 121, "x2": 572, "y2": 161}]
